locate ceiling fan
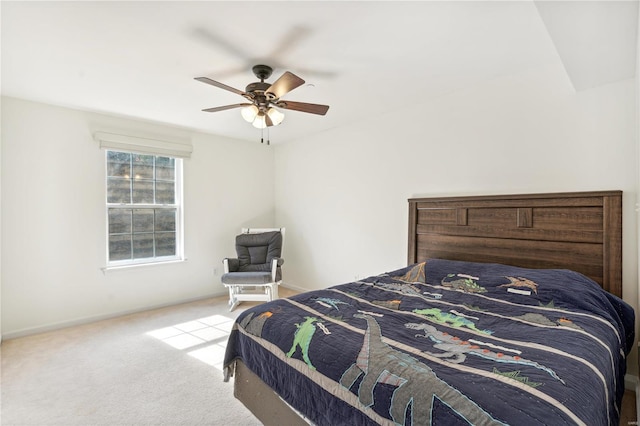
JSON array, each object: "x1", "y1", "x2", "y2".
[{"x1": 195, "y1": 64, "x2": 329, "y2": 129}]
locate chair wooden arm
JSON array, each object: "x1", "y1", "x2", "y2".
[
  {"x1": 271, "y1": 257, "x2": 284, "y2": 282},
  {"x1": 223, "y1": 258, "x2": 240, "y2": 273}
]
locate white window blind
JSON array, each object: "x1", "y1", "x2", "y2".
[{"x1": 94, "y1": 131, "x2": 193, "y2": 159}]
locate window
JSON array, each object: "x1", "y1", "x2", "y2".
[{"x1": 106, "y1": 150, "x2": 183, "y2": 266}]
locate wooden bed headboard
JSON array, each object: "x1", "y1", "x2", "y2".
[{"x1": 407, "y1": 191, "x2": 623, "y2": 297}]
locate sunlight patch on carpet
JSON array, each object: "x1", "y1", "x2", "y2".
[
  {"x1": 146, "y1": 314, "x2": 234, "y2": 368},
  {"x1": 189, "y1": 342, "x2": 227, "y2": 370}
]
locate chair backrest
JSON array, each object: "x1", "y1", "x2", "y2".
[
  {"x1": 236, "y1": 228, "x2": 284, "y2": 272},
  {"x1": 241, "y1": 228, "x2": 285, "y2": 241}
]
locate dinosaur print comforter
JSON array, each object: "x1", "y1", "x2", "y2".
[{"x1": 223, "y1": 258, "x2": 635, "y2": 425}]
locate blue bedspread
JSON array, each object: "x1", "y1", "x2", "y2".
[{"x1": 223, "y1": 259, "x2": 635, "y2": 425}]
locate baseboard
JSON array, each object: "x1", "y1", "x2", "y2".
[
  {"x1": 634, "y1": 374, "x2": 640, "y2": 424},
  {"x1": 4, "y1": 285, "x2": 307, "y2": 341},
  {"x1": 626, "y1": 373, "x2": 640, "y2": 425},
  {"x1": 280, "y1": 282, "x2": 312, "y2": 293},
  {"x1": 627, "y1": 373, "x2": 639, "y2": 390},
  {"x1": 2, "y1": 291, "x2": 227, "y2": 341}
]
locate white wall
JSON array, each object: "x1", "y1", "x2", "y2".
[
  {"x1": 274, "y1": 62, "x2": 638, "y2": 308},
  {"x1": 1, "y1": 97, "x2": 275, "y2": 337}
]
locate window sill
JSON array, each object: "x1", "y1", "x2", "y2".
[{"x1": 101, "y1": 258, "x2": 187, "y2": 274}]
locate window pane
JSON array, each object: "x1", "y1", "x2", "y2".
[
  {"x1": 133, "y1": 233, "x2": 154, "y2": 259},
  {"x1": 107, "y1": 152, "x2": 131, "y2": 178},
  {"x1": 109, "y1": 209, "x2": 132, "y2": 234},
  {"x1": 155, "y1": 209, "x2": 176, "y2": 232},
  {"x1": 156, "y1": 157, "x2": 175, "y2": 181},
  {"x1": 132, "y1": 180, "x2": 154, "y2": 203},
  {"x1": 133, "y1": 209, "x2": 154, "y2": 232},
  {"x1": 109, "y1": 235, "x2": 132, "y2": 261},
  {"x1": 107, "y1": 178, "x2": 131, "y2": 203},
  {"x1": 155, "y1": 232, "x2": 176, "y2": 256},
  {"x1": 155, "y1": 181, "x2": 175, "y2": 204},
  {"x1": 132, "y1": 154, "x2": 154, "y2": 180}
]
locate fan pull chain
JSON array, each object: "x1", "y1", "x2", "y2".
[
  {"x1": 267, "y1": 126, "x2": 270, "y2": 145},
  {"x1": 261, "y1": 126, "x2": 264, "y2": 144}
]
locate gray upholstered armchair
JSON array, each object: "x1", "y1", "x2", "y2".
[{"x1": 221, "y1": 228, "x2": 285, "y2": 311}]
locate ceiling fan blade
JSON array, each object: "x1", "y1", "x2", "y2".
[
  {"x1": 276, "y1": 100, "x2": 329, "y2": 116},
  {"x1": 265, "y1": 26, "x2": 311, "y2": 61},
  {"x1": 266, "y1": 71, "x2": 305, "y2": 99},
  {"x1": 194, "y1": 77, "x2": 246, "y2": 96},
  {"x1": 192, "y1": 28, "x2": 252, "y2": 63},
  {"x1": 202, "y1": 103, "x2": 251, "y2": 113}
]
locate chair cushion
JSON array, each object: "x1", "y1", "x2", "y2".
[
  {"x1": 221, "y1": 271, "x2": 274, "y2": 285},
  {"x1": 236, "y1": 231, "x2": 282, "y2": 272}
]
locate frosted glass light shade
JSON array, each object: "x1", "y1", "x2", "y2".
[
  {"x1": 241, "y1": 105, "x2": 259, "y2": 123},
  {"x1": 267, "y1": 108, "x2": 285, "y2": 126},
  {"x1": 252, "y1": 113, "x2": 267, "y2": 129}
]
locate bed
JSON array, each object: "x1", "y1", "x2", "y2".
[{"x1": 223, "y1": 190, "x2": 634, "y2": 425}]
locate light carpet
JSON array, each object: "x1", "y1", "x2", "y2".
[{"x1": 1, "y1": 289, "x2": 297, "y2": 425}]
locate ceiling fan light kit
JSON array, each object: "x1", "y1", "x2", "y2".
[
  {"x1": 266, "y1": 108, "x2": 285, "y2": 126},
  {"x1": 195, "y1": 64, "x2": 329, "y2": 141},
  {"x1": 240, "y1": 104, "x2": 284, "y2": 128},
  {"x1": 240, "y1": 104, "x2": 259, "y2": 122},
  {"x1": 252, "y1": 112, "x2": 268, "y2": 129}
]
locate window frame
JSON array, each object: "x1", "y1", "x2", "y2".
[{"x1": 105, "y1": 150, "x2": 184, "y2": 268}]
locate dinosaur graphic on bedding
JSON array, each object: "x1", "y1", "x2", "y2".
[
  {"x1": 286, "y1": 316, "x2": 319, "y2": 370},
  {"x1": 499, "y1": 276, "x2": 539, "y2": 294},
  {"x1": 340, "y1": 314, "x2": 504, "y2": 426},
  {"x1": 239, "y1": 311, "x2": 272, "y2": 337},
  {"x1": 405, "y1": 321, "x2": 564, "y2": 384},
  {"x1": 412, "y1": 307, "x2": 492, "y2": 334},
  {"x1": 312, "y1": 297, "x2": 350, "y2": 310},
  {"x1": 441, "y1": 273, "x2": 488, "y2": 293}
]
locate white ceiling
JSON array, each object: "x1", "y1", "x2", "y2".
[{"x1": 2, "y1": 1, "x2": 638, "y2": 144}]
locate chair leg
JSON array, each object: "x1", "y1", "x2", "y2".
[
  {"x1": 226, "y1": 282, "x2": 279, "y2": 310},
  {"x1": 229, "y1": 299, "x2": 240, "y2": 312},
  {"x1": 228, "y1": 285, "x2": 240, "y2": 311},
  {"x1": 265, "y1": 285, "x2": 272, "y2": 302}
]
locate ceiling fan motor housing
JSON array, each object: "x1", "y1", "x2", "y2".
[
  {"x1": 245, "y1": 81, "x2": 271, "y2": 94},
  {"x1": 245, "y1": 81, "x2": 274, "y2": 110},
  {"x1": 252, "y1": 64, "x2": 273, "y2": 81}
]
